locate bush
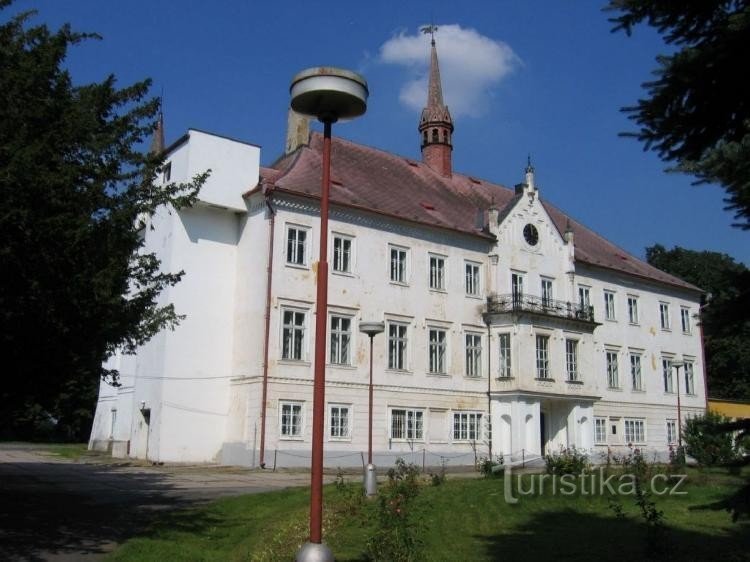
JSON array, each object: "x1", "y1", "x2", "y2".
[
  {"x1": 477, "y1": 455, "x2": 504, "y2": 478},
  {"x1": 684, "y1": 412, "x2": 739, "y2": 466},
  {"x1": 366, "y1": 458, "x2": 423, "y2": 561},
  {"x1": 544, "y1": 447, "x2": 589, "y2": 475}
]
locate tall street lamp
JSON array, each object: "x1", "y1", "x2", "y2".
[
  {"x1": 672, "y1": 360, "x2": 684, "y2": 447},
  {"x1": 290, "y1": 67, "x2": 368, "y2": 562},
  {"x1": 359, "y1": 321, "x2": 385, "y2": 496}
]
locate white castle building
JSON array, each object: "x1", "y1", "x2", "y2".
[{"x1": 89, "y1": 39, "x2": 706, "y2": 468}]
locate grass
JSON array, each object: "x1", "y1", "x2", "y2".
[
  {"x1": 109, "y1": 466, "x2": 750, "y2": 561},
  {"x1": 43, "y1": 442, "x2": 91, "y2": 460}
]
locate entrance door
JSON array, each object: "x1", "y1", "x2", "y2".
[{"x1": 540, "y1": 412, "x2": 547, "y2": 456}]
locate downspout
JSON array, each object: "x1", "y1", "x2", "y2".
[
  {"x1": 259, "y1": 190, "x2": 276, "y2": 468},
  {"x1": 484, "y1": 313, "x2": 492, "y2": 461},
  {"x1": 698, "y1": 299, "x2": 710, "y2": 412}
]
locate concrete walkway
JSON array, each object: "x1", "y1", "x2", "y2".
[{"x1": 0, "y1": 443, "x2": 330, "y2": 561}]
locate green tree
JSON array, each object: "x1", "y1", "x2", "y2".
[
  {"x1": 646, "y1": 244, "x2": 750, "y2": 399},
  {"x1": 607, "y1": 1, "x2": 750, "y2": 229},
  {"x1": 0, "y1": 2, "x2": 207, "y2": 440},
  {"x1": 683, "y1": 411, "x2": 739, "y2": 465}
]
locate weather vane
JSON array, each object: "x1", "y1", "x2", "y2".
[{"x1": 421, "y1": 24, "x2": 438, "y2": 43}]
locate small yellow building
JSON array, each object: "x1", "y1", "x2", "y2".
[{"x1": 708, "y1": 398, "x2": 750, "y2": 419}]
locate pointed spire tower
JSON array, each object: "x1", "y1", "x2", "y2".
[
  {"x1": 419, "y1": 26, "x2": 454, "y2": 177},
  {"x1": 149, "y1": 100, "x2": 165, "y2": 155}
]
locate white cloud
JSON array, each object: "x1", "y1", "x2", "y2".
[{"x1": 379, "y1": 24, "x2": 520, "y2": 118}]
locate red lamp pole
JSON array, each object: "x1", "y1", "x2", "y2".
[{"x1": 309, "y1": 119, "x2": 333, "y2": 544}]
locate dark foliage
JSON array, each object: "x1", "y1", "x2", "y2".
[
  {"x1": 0, "y1": 1, "x2": 207, "y2": 440},
  {"x1": 608, "y1": 0, "x2": 750, "y2": 229}
]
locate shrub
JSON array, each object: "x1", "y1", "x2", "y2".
[
  {"x1": 684, "y1": 412, "x2": 739, "y2": 466},
  {"x1": 544, "y1": 447, "x2": 589, "y2": 475},
  {"x1": 477, "y1": 455, "x2": 504, "y2": 478}
]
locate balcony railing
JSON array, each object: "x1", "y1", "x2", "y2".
[{"x1": 486, "y1": 293, "x2": 595, "y2": 323}]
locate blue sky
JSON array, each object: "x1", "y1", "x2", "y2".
[{"x1": 12, "y1": 0, "x2": 748, "y2": 265}]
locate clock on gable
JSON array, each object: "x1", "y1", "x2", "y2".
[{"x1": 523, "y1": 223, "x2": 539, "y2": 246}]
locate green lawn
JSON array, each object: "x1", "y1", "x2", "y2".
[{"x1": 108, "y1": 467, "x2": 750, "y2": 561}]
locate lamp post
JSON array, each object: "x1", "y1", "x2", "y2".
[
  {"x1": 672, "y1": 360, "x2": 684, "y2": 447},
  {"x1": 290, "y1": 67, "x2": 368, "y2": 562},
  {"x1": 359, "y1": 321, "x2": 385, "y2": 496}
]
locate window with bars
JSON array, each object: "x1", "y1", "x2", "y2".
[
  {"x1": 536, "y1": 335, "x2": 550, "y2": 379},
  {"x1": 606, "y1": 350, "x2": 619, "y2": 388},
  {"x1": 595, "y1": 417, "x2": 607, "y2": 443},
  {"x1": 465, "y1": 262, "x2": 481, "y2": 296},
  {"x1": 498, "y1": 333, "x2": 511, "y2": 378},
  {"x1": 388, "y1": 322, "x2": 408, "y2": 370},
  {"x1": 566, "y1": 339, "x2": 578, "y2": 381},
  {"x1": 329, "y1": 405, "x2": 351, "y2": 439},
  {"x1": 282, "y1": 309, "x2": 306, "y2": 360},
  {"x1": 453, "y1": 412, "x2": 482, "y2": 441},
  {"x1": 429, "y1": 254, "x2": 446, "y2": 291},
  {"x1": 390, "y1": 408, "x2": 424, "y2": 440},
  {"x1": 389, "y1": 246, "x2": 408, "y2": 283},
  {"x1": 624, "y1": 418, "x2": 645, "y2": 444},
  {"x1": 465, "y1": 333, "x2": 482, "y2": 377},
  {"x1": 630, "y1": 353, "x2": 643, "y2": 391},
  {"x1": 428, "y1": 328, "x2": 447, "y2": 374},
  {"x1": 280, "y1": 401, "x2": 303, "y2": 438},
  {"x1": 627, "y1": 296, "x2": 639, "y2": 324},
  {"x1": 329, "y1": 315, "x2": 351, "y2": 365},
  {"x1": 332, "y1": 235, "x2": 352, "y2": 273},
  {"x1": 286, "y1": 226, "x2": 308, "y2": 266},
  {"x1": 662, "y1": 358, "x2": 674, "y2": 393}
]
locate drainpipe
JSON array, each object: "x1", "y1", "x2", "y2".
[
  {"x1": 259, "y1": 191, "x2": 276, "y2": 468},
  {"x1": 487, "y1": 323, "x2": 493, "y2": 461},
  {"x1": 697, "y1": 300, "x2": 710, "y2": 412}
]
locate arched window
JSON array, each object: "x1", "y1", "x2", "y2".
[{"x1": 431, "y1": 128, "x2": 438, "y2": 143}]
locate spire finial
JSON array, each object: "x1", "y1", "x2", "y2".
[
  {"x1": 524, "y1": 154, "x2": 536, "y2": 190},
  {"x1": 149, "y1": 94, "x2": 165, "y2": 155},
  {"x1": 421, "y1": 24, "x2": 438, "y2": 45},
  {"x1": 526, "y1": 154, "x2": 534, "y2": 174}
]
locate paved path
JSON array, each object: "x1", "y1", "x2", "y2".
[{"x1": 0, "y1": 443, "x2": 326, "y2": 561}]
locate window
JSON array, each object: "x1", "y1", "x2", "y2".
[
  {"x1": 282, "y1": 309, "x2": 306, "y2": 360},
  {"x1": 512, "y1": 272, "x2": 525, "y2": 302},
  {"x1": 329, "y1": 315, "x2": 351, "y2": 365},
  {"x1": 286, "y1": 225, "x2": 308, "y2": 266},
  {"x1": 453, "y1": 412, "x2": 482, "y2": 441},
  {"x1": 566, "y1": 339, "x2": 578, "y2": 381},
  {"x1": 624, "y1": 418, "x2": 645, "y2": 444},
  {"x1": 109, "y1": 408, "x2": 117, "y2": 439},
  {"x1": 389, "y1": 246, "x2": 408, "y2": 283},
  {"x1": 666, "y1": 419, "x2": 677, "y2": 445},
  {"x1": 498, "y1": 333, "x2": 512, "y2": 378},
  {"x1": 388, "y1": 322, "x2": 408, "y2": 370},
  {"x1": 662, "y1": 358, "x2": 674, "y2": 393},
  {"x1": 428, "y1": 328, "x2": 447, "y2": 375},
  {"x1": 681, "y1": 307, "x2": 691, "y2": 334},
  {"x1": 329, "y1": 404, "x2": 351, "y2": 439},
  {"x1": 391, "y1": 408, "x2": 424, "y2": 440},
  {"x1": 684, "y1": 362, "x2": 695, "y2": 395},
  {"x1": 465, "y1": 333, "x2": 482, "y2": 377},
  {"x1": 429, "y1": 254, "x2": 446, "y2": 291},
  {"x1": 578, "y1": 286, "x2": 591, "y2": 311},
  {"x1": 627, "y1": 296, "x2": 639, "y2": 324},
  {"x1": 630, "y1": 352, "x2": 643, "y2": 391},
  {"x1": 541, "y1": 279, "x2": 553, "y2": 306},
  {"x1": 465, "y1": 261, "x2": 481, "y2": 296},
  {"x1": 606, "y1": 350, "x2": 619, "y2": 388},
  {"x1": 162, "y1": 162, "x2": 172, "y2": 182},
  {"x1": 332, "y1": 234, "x2": 352, "y2": 273},
  {"x1": 604, "y1": 291, "x2": 616, "y2": 320},
  {"x1": 280, "y1": 401, "x2": 303, "y2": 438},
  {"x1": 660, "y1": 302, "x2": 671, "y2": 330},
  {"x1": 595, "y1": 417, "x2": 607, "y2": 444},
  {"x1": 536, "y1": 335, "x2": 550, "y2": 379}
]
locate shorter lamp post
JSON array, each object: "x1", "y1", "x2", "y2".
[
  {"x1": 672, "y1": 360, "x2": 684, "y2": 447},
  {"x1": 359, "y1": 321, "x2": 385, "y2": 496}
]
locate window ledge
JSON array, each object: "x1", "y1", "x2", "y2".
[
  {"x1": 278, "y1": 359, "x2": 311, "y2": 367},
  {"x1": 465, "y1": 375, "x2": 484, "y2": 380},
  {"x1": 631, "y1": 389, "x2": 646, "y2": 393},
  {"x1": 535, "y1": 378, "x2": 555, "y2": 382},
  {"x1": 428, "y1": 288, "x2": 448, "y2": 295},
  {"x1": 465, "y1": 294, "x2": 483, "y2": 300},
  {"x1": 427, "y1": 372, "x2": 450, "y2": 378},
  {"x1": 566, "y1": 379, "x2": 584, "y2": 385},
  {"x1": 386, "y1": 369, "x2": 412, "y2": 375},
  {"x1": 279, "y1": 437, "x2": 305, "y2": 441},
  {"x1": 605, "y1": 318, "x2": 618, "y2": 323},
  {"x1": 608, "y1": 386, "x2": 623, "y2": 391},
  {"x1": 389, "y1": 281, "x2": 410, "y2": 287},
  {"x1": 285, "y1": 262, "x2": 310, "y2": 271},
  {"x1": 332, "y1": 270, "x2": 356, "y2": 278},
  {"x1": 328, "y1": 437, "x2": 352, "y2": 442},
  {"x1": 496, "y1": 376, "x2": 515, "y2": 381},
  {"x1": 327, "y1": 363, "x2": 356, "y2": 370}
]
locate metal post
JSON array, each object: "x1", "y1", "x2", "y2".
[
  {"x1": 675, "y1": 364, "x2": 683, "y2": 448},
  {"x1": 368, "y1": 334, "x2": 374, "y2": 465},
  {"x1": 308, "y1": 119, "x2": 333, "y2": 546}
]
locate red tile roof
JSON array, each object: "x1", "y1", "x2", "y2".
[{"x1": 260, "y1": 133, "x2": 700, "y2": 293}]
